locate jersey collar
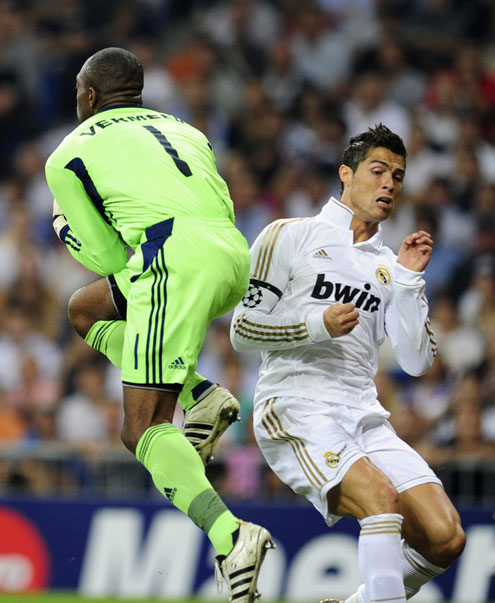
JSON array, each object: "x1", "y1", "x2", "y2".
[
  {"x1": 100, "y1": 104, "x2": 145, "y2": 112},
  {"x1": 318, "y1": 197, "x2": 384, "y2": 250}
]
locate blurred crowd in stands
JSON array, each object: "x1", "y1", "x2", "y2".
[{"x1": 0, "y1": 0, "x2": 493, "y2": 503}]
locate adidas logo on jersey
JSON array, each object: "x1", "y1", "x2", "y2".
[
  {"x1": 312, "y1": 249, "x2": 331, "y2": 259},
  {"x1": 164, "y1": 487, "x2": 177, "y2": 501},
  {"x1": 168, "y1": 357, "x2": 187, "y2": 370}
]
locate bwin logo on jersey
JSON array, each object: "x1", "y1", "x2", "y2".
[
  {"x1": 311, "y1": 274, "x2": 381, "y2": 312},
  {"x1": 242, "y1": 283, "x2": 263, "y2": 308}
]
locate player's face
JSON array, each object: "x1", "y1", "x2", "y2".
[
  {"x1": 342, "y1": 147, "x2": 405, "y2": 224},
  {"x1": 76, "y1": 73, "x2": 94, "y2": 123}
]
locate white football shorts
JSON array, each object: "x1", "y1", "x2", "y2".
[{"x1": 254, "y1": 396, "x2": 442, "y2": 527}]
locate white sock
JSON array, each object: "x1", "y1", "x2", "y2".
[
  {"x1": 345, "y1": 539, "x2": 446, "y2": 603},
  {"x1": 400, "y1": 540, "x2": 445, "y2": 597},
  {"x1": 357, "y1": 513, "x2": 406, "y2": 603},
  {"x1": 345, "y1": 584, "x2": 366, "y2": 603}
]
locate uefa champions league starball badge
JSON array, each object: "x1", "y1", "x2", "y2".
[{"x1": 242, "y1": 283, "x2": 263, "y2": 307}]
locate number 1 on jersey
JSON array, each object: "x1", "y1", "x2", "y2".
[{"x1": 143, "y1": 125, "x2": 192, "y2": 177}]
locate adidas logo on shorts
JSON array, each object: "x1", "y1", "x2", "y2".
[{"x1": 168, "y1": 357, "x2": 187, "y2": 370}]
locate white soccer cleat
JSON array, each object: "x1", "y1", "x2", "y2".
[
  {"x1": 183, "y1": 385, "x2": 241, "y2": 465},
  {"x1": 215, "y1": 520, "x2": 275, "y2": 603}
]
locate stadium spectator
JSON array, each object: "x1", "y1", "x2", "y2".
[
  {"x1": 430, "y1": 295, "x2": 486, "y2": 377},
  {"x1": 435, "y1": 372, "x2": 495, "y2": 461},
  {"x1": 0, "y1": 305, "x2": 62, "y2": 395},
  {"x1": 413, "y1": 203, "x2": 465, "y2": 303},
  {"x1": 369, "y1": 36, "x2": 427, "y2": 111},
  {"x1": 262, "y1": 39, "x2": 304, "y2": 112},
  {"x1": 0, "y1": 0, "x2": 490, "y2": 510},
  {"x1": 223, "y1": 153, "x2": 276, "y2": 244},
  {"x1": 56, "y1": 360, "x2": 120, "y2": 448},
  {"x1": 398, "y1": 122, "x2": 452, "y2": 204},
  {"x1": 130, "y1": 38, "x2": 183, "y2": 115},
  {"x1": 289, "y1": 1, "x2": 353, "y2": 94},
  {"x1": 343, "y1": 69, "x2": 412, "y2": 145}
]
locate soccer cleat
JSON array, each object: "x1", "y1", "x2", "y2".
[
  {"x1": 215, "y1": 520, "x2": 275, "y2": 603},
  {"x1": 183, "y1": 385, "x2": 241, "y2": 465},
  {"x1": 320, "y1": 599, "x2": 344, "y2": 603}
]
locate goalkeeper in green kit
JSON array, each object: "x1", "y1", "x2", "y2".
[{"x1": 45, "y1": 47, "x2": 273, "y2": 601}]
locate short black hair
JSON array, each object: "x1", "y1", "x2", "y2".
[
  {"x1": 81, "y1": 47, "x2": 143, "y2": 97},
  {"x1": 342, "y1": 123, "x2": 407, "y2": 172}
]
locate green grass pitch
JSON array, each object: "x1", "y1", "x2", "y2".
[{"x1": 4, "y1": 596, "x2": 217, "y2": 603}]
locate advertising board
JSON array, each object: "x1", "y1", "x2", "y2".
[{"x1": 0, "y1": 498, "x2": 492, "y2": 600}]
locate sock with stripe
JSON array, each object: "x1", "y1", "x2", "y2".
[
  {"x1": 85, "y1": 320, "x2": 125, "y2": 367},
  {"x1": 400, "y1": 540, "x2": 445, "y2": 597},
  {"x1": 345, "y1": 538, "x2": 446, "y2": 602},
  {"x1": 345, "y1": 584, "x2": 366, "y2": 603},
  {"x1": 136, "y1": 422, "x2": 239, "y2": 555},
  {"x1": 357, "y1": 513, "x2": 406, "y2": 603},
  {"x1": 180, "y1": 376, "x2": 216, "y2": 412}
]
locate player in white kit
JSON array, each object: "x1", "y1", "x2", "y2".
[{"x1": 230, "y1": 124, "x2": 465, "y2": 603}]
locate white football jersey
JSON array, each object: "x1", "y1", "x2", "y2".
[{"x1": 230, "y1": 197, "x2": 436, "y2": 412}]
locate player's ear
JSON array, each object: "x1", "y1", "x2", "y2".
[
  {"x1": 339, "y1": 164, "x2": 352, "y2": 188},
  {"x1": 88, "y1": 87, "x2": 97, "y2": 108}
]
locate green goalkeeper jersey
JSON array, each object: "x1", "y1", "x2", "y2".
[{"x1": 45, "y1": 106, "x2": 236, "y2": 276}]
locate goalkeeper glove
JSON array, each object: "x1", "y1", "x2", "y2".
[{"x1": 52, "y1": 199, "x2": 69, "y2": 240}]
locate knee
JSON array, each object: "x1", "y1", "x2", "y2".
[
  {"x1": 428, "y1": 519, "x2": 466, "y2": 568},
  {"x1": 121, "y1": 414, "x2": 153, "y2": 456},
  {"x1": 68, "y1": 288, "x2": 94, "y2": 338},
  {"x1": 121, "y1": 422, "x2": 140, "y2": 455}
]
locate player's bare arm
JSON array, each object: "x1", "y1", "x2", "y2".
[
  {"x1": 397, "y1": 230, "x2": 433, "y2": 272},
  {"x1": 323, "y1": 302, "x2": 359, "y2": 337}
]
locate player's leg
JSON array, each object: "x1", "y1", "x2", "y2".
[
  {"x1": 338, "y1": 422, "x2": 465, "y2": 603},
  {"x1": 68, "y1": 275, "x2": 126, "y2": 366},
  {"x1": 121, "y1": 382, "x2": 274, "y2": 603},
  {"x1": 121, "y1": 385, "x2": 239, "y2": 554},
  {"x1": 67, "y1": 272, "x2": 241, "y2": 463},
  {"x1": 120, "y1": 219, "x2": 272, "y2": 601},
  {"x1": 328, "y1": 458, "x2": 406, "y2": 603},
  {"x1": 398, "y1": 483, "x2": 465, "y2": 598},
  {"x1": 339, "y1": 484, "x2": 466, "y2": 603},
  {"x1": 255, "y1": 397, "x2": 406, "y2": 603}
]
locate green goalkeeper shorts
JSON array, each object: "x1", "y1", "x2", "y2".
[{"x1": 121, "y1": 216, "x2": 250, "y2": 391}]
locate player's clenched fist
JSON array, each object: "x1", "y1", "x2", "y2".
[{"x1": 323, "y1": 302, "x2": 359, "y2": 337}]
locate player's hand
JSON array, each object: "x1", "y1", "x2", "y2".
[
  {"x1": 52, "y1": 198, "x2": 68, "y2": 240},
  {"x1": 323, "y1": 303, "x2": 359, "y2": 337},
  {"x1": 397, "y1": 230, "x2": 433, "y2": 272}
]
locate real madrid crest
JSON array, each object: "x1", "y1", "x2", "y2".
[
  {"x1": 376, "y1": 264, "x2": 391, "y2": 285},
  {"x1": 324, "y1": 451, "x2": 341, "y2": 468}
]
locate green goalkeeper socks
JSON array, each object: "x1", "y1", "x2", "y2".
[
  {"x1": 136, "y1": 422, "x2": 238, "y2": 555},
  {"x1": 85, "y1": 319, "x2": 125, "y2": 368}
]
